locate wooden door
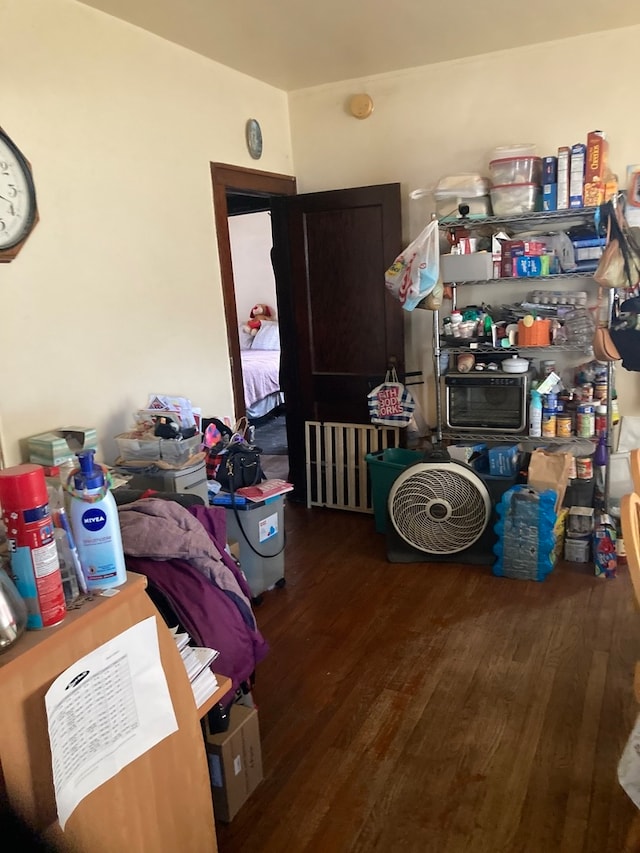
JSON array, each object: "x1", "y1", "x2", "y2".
[{"x1": 271, "y1": 183, "x2": 404, "y2": 501}]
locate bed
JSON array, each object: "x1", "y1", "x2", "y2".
[{"x1": 239, "y1": 320, "x2": 284, "y2": 420}]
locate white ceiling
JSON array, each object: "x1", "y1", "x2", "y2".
[{"x1": 79, "y1": 0, "x2": 640, "y2": 91}]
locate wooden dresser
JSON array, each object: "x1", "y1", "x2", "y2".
[{"x1": 0, "y1": 572, "x2": 231, "y2": 852}]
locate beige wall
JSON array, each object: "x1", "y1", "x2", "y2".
[
  {"x1": 288, "y1": 25, "x2": 640, "y2": 425},
  {"x1": 3, "y1": 3, "x2": 639, "y2": 467},
  {"x1": 229, "y1": 213, "x2": 276, "y2": 326},
  {"x1": 1, "y1": 0, "x2": 292, "y2": 466}
]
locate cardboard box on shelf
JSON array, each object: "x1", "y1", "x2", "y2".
[
  {"x1": 447, "y1": 443, "x2": 487, "y2": 465},
  {"x1": 557, "y1": 146, "x2": 571, "y2": 210},
  {"x1": 585, "y1": 131, "x2": 609, "y2": 184},
  {"x1": 204, "y1": 704, "x2": 263, "y2": 822},
  {"x1": 27, "y1": 427, "x2": 97, "y2": 466},
  {"x1": 440, "y1": 252, "x2": 494, "y2": 283},
  {"x1": 567, "y1": 506, "x2": 595, "y2": 538}
]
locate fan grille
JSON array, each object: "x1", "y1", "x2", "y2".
[{"x1": 388, "y1": 463, "x2": 491, "y2": 554}]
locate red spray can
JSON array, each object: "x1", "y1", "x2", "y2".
[{"x1": 0, "y1": 464, "x2": 66, "y2": 629}]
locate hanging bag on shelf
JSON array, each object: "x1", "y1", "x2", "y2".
[
  {"x1": 609, "y1": 295, "x2": 640, "y2": 372},
  {"x1": 384, "y1": 218, "x2": 439, "y2": 312},
  {"x1": 595, "y1": 194, "x2": 640, "y2": 290},
  {"x1": 592, "y1": 286, "x2": 621, "y2": 363},
  {"x1": 367, "y1": 367, "x2": 416, "y2": 427}
]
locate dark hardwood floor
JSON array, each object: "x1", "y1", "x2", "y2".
[{"x1": 216, "y1": 503, "x2": 640, "y2": 853}]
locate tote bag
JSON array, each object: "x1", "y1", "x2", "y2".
[{"x1": 367, "y1": 368, "x2": 416, "y2": 427}]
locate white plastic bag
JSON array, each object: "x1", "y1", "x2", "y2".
[{"x1": 385, "y1": 219, "x2": 439, "y2": 312}]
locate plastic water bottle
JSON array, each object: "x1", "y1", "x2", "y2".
[
  {"x1": 69, "y1": 450, "x2": 127, "y2": 591},
  {"x1": 529, "y1": 390, "x2": 542, "y2": 437},
  {"x1": 594, "y1": 433, "x2": 608, "y2": 511}
]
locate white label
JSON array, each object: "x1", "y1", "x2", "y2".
[
  {"x1": 32, "y1": 540, "x2": 60, "y2": 578},
  {"x1": 233, "y1": 754, "x2": 242, "y2": 776},
  {"x1": 258, "y1": 512, "x2": 278, "y2": 543}
]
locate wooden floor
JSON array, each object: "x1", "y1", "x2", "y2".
[{"x1": 216, "y1": 503, "x2": 640, "y2": 853}]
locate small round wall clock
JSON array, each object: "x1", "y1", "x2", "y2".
[
  {"x1": 245, "y1": 118, "x2": 263, "y2": 160},
  {"x1": 0, "y1": 127, "x2": 38, "y2": 262}
]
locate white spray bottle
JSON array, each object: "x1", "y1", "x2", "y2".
[{"x1": 69, "y1": 449, "x2": 127, "y2": 591}]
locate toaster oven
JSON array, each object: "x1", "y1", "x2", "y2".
[{"x1": 444, "y1": 370, "x2": 534, "y2": 433}]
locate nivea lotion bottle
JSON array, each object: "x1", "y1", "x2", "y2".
[{"x1": 69, "y1": 449, "x2": 127, "y2": 590}]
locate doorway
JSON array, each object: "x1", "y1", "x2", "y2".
[
  {"x1": 210, "y1": 163, "x2": 297, "y2": 482},
  {"x1": 212, "y1": 166, "x2": 404, "y2": 503}
]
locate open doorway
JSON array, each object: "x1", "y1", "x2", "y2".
[{"x1": 210, "y1": 164, "x2": 297, "y2": 481}]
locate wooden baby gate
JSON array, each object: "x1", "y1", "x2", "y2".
[{"x1": 305, "y1": 421, "x2": 400, "y2": 513}]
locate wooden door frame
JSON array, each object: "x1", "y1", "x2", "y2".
[{"x1": 210, "y1": 163, "x2": 297, "y2": 419}]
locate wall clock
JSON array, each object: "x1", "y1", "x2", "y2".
[
  {"x1": 0, "y1": 127, "x2": 38, "y2": 263},
  {"x1": 245, "y1": 118, "x2": 263, "y2": 160}
]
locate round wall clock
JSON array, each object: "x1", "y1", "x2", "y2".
[
  {"x1": 0, "y1": 127, "x2": 38, "y2": 262},
  {"x1": 245, "y1": 118, "x2": 263, "y2": 160}
]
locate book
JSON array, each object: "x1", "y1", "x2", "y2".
[
  {"x1": 181, "y1": 646, "x2": 219, "y2": 682},
  {"x1": 168, "y1": 625, "x2": 191, "y2": 653},
  {"x1": 235, "y1": 479, "x2": 294, "y2": 502},
  {"x1": 170, "y1": 627, "x2": 220, "y2": 688},
  {"x1": 191, "y1": 666, "x2": 219, "y2": 707}
]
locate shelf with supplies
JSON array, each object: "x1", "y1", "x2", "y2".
[
  {"x1": 442, "y1": 343, "x2": 585, "y2": 355},
  {"x1": 440, "y1": 430, "x2": 587, "y2": 445},
  {"x1": 432, "y1": 204, "x2": 615, "y2": 505}
]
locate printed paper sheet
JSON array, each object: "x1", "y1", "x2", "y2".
[{"x1": 45, "y1": 616, "x2": 178, "y2": 829}]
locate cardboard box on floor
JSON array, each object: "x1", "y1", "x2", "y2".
[
  {"x1": 204, "y1": 704, "x2": 263, "y2": 822},
  {"x1": 527, "y1": 449, "x2": 573, "y2": 512}
]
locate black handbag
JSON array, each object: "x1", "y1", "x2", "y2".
[
  {"x1": 609, "y1": 296, "x2": 640, "y2": 372},
  {"x1": 215, "y1": 442, "x2": 265, "y2": 492}
]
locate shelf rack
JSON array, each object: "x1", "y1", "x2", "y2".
[
  {"x1": 442, "y1": 344, "x2": 584, "y2": 355},
  {"x1": 439, "y1": 205, "x2": 601, "y2": 234},
  {"x1": 442, "y1": 270, "x2": 595, "y2": 288},
  {"x1": 432, "y1": 204, "x2": 616, "y2": 513}
]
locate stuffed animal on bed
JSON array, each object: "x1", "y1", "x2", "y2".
[{"x1": 243, "y1": 303, "x2": 275, "y2": 336}]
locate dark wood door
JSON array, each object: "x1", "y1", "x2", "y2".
[{"x1": 271, "y1": 183, "x2": 404, "y2": 501}]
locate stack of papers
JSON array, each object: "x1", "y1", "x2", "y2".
[{"x1": 169, "y1": 626, "x2": 220, "y2": 707}]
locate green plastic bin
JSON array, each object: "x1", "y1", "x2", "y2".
[{"x1": 365, "y1": 448, "x2": 424, "y2": 533}]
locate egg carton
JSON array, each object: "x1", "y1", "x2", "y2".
[{"x1": 528, "y1": 290, "x2": 588, "y2": 307}]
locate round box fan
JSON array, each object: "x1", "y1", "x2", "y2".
[{"x1": 386, "y1": 447, "x2": 504, "y2": 564}]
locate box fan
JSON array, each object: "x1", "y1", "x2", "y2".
[{"x1": 386, "y1": 447, "x2": 510, "y2": 564}]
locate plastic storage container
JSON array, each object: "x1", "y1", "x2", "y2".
[
  {"x1": 224, "y1": 496, "x2": 285, "y2": 600},
  {"x1": 365, "y1": 448, "x2": 424, "y2": 533},
  {"x1": 432, "y1": 174, "x2": 492, "y2": 220},
  {"x1": 490, "y1": 183, "x2": 542, "y2": 216},
  {"x1": 115, "y1": 433, "x2": 202, "y2": 465},
  {"x1": 489, "y1": 156, "x2": 543, "y2": 186},
  {"x1": 490, "y1": 143, "x2": 537, "y2": 161},
  {"x1": 517, "y1": 317, "x2": 551, "y2": 347}
]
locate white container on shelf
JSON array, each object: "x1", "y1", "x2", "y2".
[
  {"x1": 490, "y1": 183, "x2": 541, "y2": 216},
  {"x1": 489, "y1": 156, "x2": 543, "y2": 186}
]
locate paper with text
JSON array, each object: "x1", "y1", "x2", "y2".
[{"x1": 45, "y1": 615, "x2": 178, "y2": 829}]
